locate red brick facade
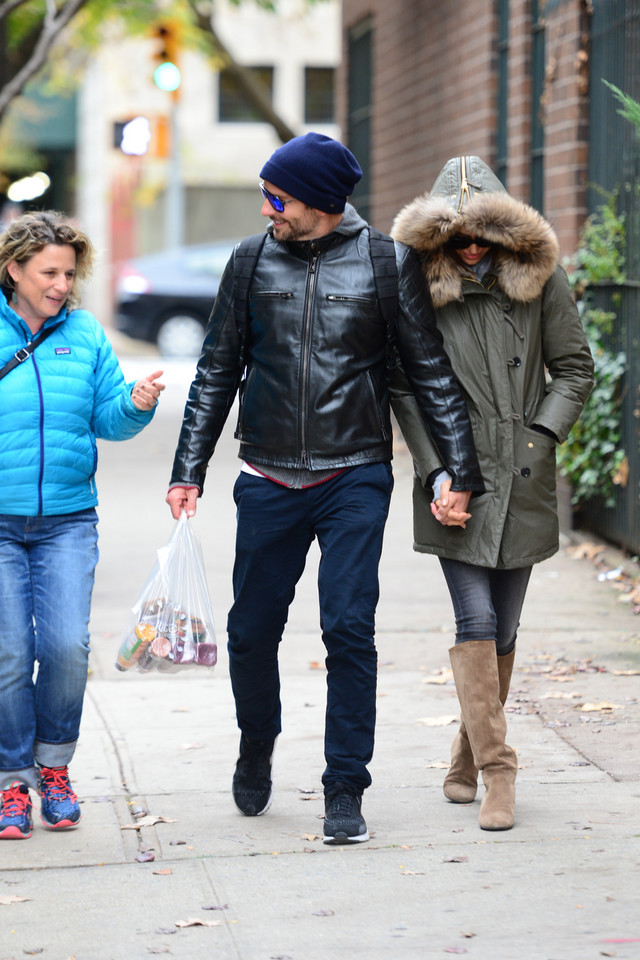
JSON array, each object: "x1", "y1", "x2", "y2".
[{"x1": 341, "y1": 0, "x2": 590, "y2": 259}]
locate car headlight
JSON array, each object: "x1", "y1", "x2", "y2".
[{"x1": 118, "y1": 272, "x2": 151, "y2": 296}]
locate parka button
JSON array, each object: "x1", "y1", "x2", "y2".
[
  {"x1": 512, "y1": 356, "x2": 521, "y2": 366},
  {"x1": 521, "y1": 467, "x2": 531, "y2": 477}
]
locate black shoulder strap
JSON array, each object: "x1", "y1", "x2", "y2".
[
  {"x1": 233, "y1": 232, "x2": 267, "y2": 369},
  {"x1": 0, "y1": 324, "x2": 57, "y2": 383},
  {"x1": 368, "y1": 227, "x2": 399, "y2": 370}
]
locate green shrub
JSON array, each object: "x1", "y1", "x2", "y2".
[{"x1": 557, "y1": 195, "x2": 627, "y2": 508}]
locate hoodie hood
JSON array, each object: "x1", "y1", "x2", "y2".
[{"x1": 391, "y1": 156, "x2": 559, "y2": 307}]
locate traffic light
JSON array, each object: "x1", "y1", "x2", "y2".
[{"x1": 151, "y1": 21, "x2": 181, "y2": 94}]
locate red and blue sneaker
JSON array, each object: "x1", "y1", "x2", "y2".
[
  {"x1": 0, "y1": 781, "x2": 33, "y2": 839},
  {"x1": 39, "y1": 766, "x2": 81, "y2": 829}
]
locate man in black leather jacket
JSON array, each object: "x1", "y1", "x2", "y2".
[{"x1": 167, "y1": 133, "x2": 483, "y2": 845}]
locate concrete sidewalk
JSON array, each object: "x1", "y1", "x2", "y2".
[{"x1": 1, "y1": 355, "x2": 639, "y2": 960}]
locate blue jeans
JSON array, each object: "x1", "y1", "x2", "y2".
[
  {"x1": 439, "y1": 558, "x2": 532, "y2": 655},
  {"x1": 227, "y1": 463, "x2": 394, "y2": 792},
  {"x1": 0, "y1": 510, "x2": 99, "y2": 791}
]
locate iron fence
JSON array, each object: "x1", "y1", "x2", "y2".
[{"x1": 577, "y1": 0, "x2": 640, "y2": 554}]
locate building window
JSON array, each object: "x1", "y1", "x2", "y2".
[
  {"x1": 347, "y1": 19, "x2": 372, "y2": 221},
  {"x1": 530, "y1": 1, "x2": 546, "y2": 211},
  {"x1": 218, "y1": 66, "x2": 274, "y2": 122},
  {"x1": 496, "y1": 0, "x2": 509, "y2": 187},
  {"x1": 304, "y1": 67, "x2": 335, "y2": 124}
]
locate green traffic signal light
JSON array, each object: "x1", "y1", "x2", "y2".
[{"x1": 154, "y1": 62, "x2": 181, "y2": 92}]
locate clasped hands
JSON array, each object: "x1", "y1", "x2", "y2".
[{"x1": 431, "y1": 478, "x2": 472, "y2": 528}]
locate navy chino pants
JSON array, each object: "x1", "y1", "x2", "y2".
[{"x1": 227, "y1": 462, "x2": 394, "y2": 792}]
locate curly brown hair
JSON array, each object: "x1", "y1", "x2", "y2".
[{"x1": 0, "y1": 210, "x2": 94, "y2": 310}]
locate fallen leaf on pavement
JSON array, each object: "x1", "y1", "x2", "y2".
[
  {"x1": 0, "y1": 895, "x2": 30, "y2": 905},
  {"x1": 612, "y1": 669, "x2": 640, "y2": 675},
  {"x1": 401, "y1": 870, "x2": 425, "y2": 875},
  {"x1": 577, "y1": 702, "x2": 622, "y2": 712},
  {"x1": 422, "y1": 669, "x2": 453, "y2": 684},
  {"x1": 417, "y1": 715, "x2": 458, "y2": 726},
  {"x1": 566, "y1": 541, "x2": 605, "y2": 560},
  {"x1": 301, "y1": 833, "x2": 321, "y2": 841},
  {"x1": 443, "y1": 855, "x2": 468, "y2": 863},
  {"x1": 175, "y1": 918, "x2": 222, "y2": 928},
  {"x1": 153, "y1": 869, "x2": 173, "y2": 875},
  {"x1": 542, "y1": 691, "x2": 582, "y2": 699},
  {"x1": 135, "y1": 849, "x2": 155, "y2": 862},
  {"x1": 121, "y1": 815, "x2": 178, "y2": 829},
  {"x1": 425, "y1": 761, "x2": 449, "y2": 768}
]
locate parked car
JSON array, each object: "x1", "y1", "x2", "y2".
[{"x1": 114, "y1": 240, "x2": 238, "y2": 358}]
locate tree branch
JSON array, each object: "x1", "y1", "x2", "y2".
[
  {"x1": 0, "y1": 0, "x2": 90, "y2": 122},
  {"x1": 186, "y1": 0, "x2": 297, "y2": 143}
]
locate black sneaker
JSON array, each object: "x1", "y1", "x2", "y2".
[
  {"x1": 323, "y1": 784, "x2": 369, "y2": 844},
  {"x1": 232, "y1": 734, "x2": 275, "y2": 816}
]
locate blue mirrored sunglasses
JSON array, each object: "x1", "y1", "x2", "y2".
[{"x1": 259, "y1": 181, "x2": 292, "y2": 213}]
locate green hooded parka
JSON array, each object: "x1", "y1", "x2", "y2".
[{"x1": 390, "y1": 156, "x2": 594, "y2": 568}]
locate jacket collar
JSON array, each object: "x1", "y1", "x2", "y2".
[{"x1": 270, "y1": 202, "x2": 369, "y2": 259}]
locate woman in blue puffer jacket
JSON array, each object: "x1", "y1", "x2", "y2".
[{"x1": 0, "y1": 210, "x2": 165, "y2": 840}]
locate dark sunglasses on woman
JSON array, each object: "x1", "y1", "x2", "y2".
[{"x1": 448, "y1": 234, "x2": 493, "y2": 249}]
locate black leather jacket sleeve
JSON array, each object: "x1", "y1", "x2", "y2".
[
  {"x1": 169, "y1": 252, "x2": 243, "y2": 490},
  {"x1": 392, "y1": 244, "x2": 484, "y2": 492}
]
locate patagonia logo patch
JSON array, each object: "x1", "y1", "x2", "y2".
[{"x1": 55, "y1": 347, "x2": 71, "y2": 355}]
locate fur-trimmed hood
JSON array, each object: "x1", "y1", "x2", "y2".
[{"x1": 391, "y1": 156, "x2": 560, "y2": 308}]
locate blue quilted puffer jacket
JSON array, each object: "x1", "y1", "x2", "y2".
[{"x1": 0, "y1": 294, "x2": 155, "y2": 516}]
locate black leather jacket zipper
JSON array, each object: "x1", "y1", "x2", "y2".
[{"x1": 300, "y1": 246, "x2": 319, "y2": 466}]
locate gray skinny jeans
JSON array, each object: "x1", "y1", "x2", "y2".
[{"x1": 439, "y1": 557, "x2": 532, "y2": 655}]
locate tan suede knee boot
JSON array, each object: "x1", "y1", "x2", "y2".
[
  {"x1": 449, "y1": 641, "x2": 517, "y2": 830},
  {"x1": 443, "y1": 647, "x2": 515, "y2": 804}
]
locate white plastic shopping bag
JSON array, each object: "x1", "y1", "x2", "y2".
[{"x1": 115, "y1": 512, "x2": 216, "y2": 673}]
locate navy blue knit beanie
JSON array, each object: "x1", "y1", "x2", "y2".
[{"x1": 259, "y1": 132, "x2": 362, "y2": 214}]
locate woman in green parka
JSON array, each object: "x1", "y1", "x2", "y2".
[{"x1": 390, "y1": 156, "x2": 594, "y2": 831}]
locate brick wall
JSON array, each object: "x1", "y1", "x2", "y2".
[{"x1": 542, "y1": 0, "x2": 591, "y2": 257}]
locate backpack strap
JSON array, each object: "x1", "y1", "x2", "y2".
[
  {"x1": 368, "y1": 227, "x2": 399, "y2": 371},
  {"x1": 233, "y1": 232, "x2": 267, "y2": 369}
]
